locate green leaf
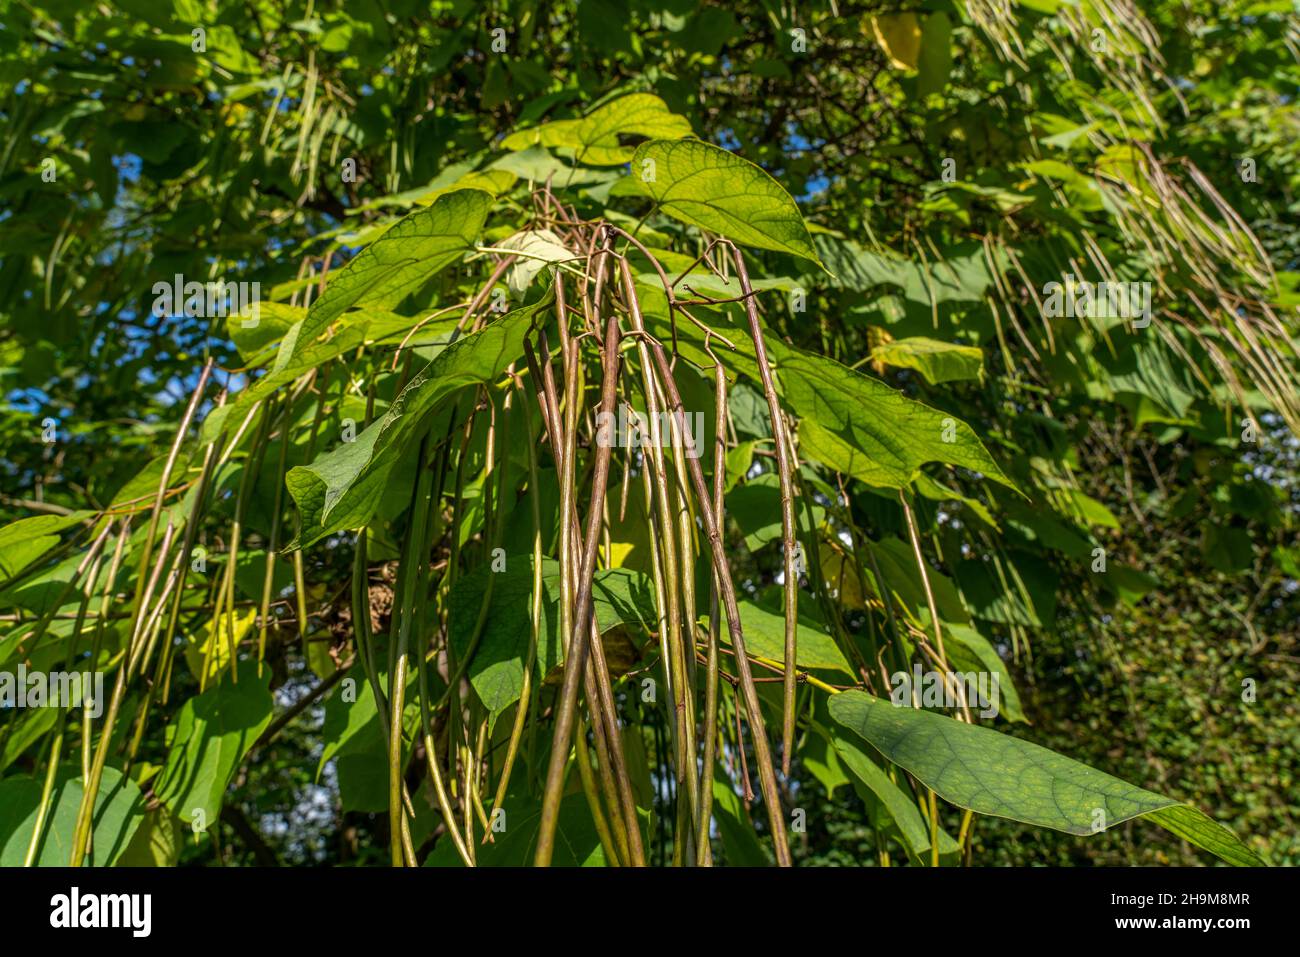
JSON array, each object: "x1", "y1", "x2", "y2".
[
  {"x1": 116, "y1": 807, "x2": 179, "y2": 866},
  {"x1": 711, "y1": 772, "x2": 770, "y2": 865},
  {"x1": 632, "y1": 139, "x2": 823, "y2": 267},
  {"x1": 226, "y1": 301, "x2": 303, "y2": 361},
  {"x1": 447, "y1": 556, "x2": 658, "y2": 724},
  {"x1": 182, "y1": 605, "x2": 258, "y2": 684},
  {"x1": 502, "y1": 93, "x2": 693, "y2": 166},
  {"x1": 917, "y1": 12, "x2": 953, "y2": 97},
  {"x1": 1100, "y1": 564, "x2": 1159, "y2": 606},
  {"x1": 816, "y1": 237, "x2": 998, "y2": 305},
  {"x1": 424, "y1": 790, "x2": 607, "y2": 866},
  {"x1": 938, "y1": 620, "x2": 1027, "y2": 723},
  {"x1": 802, "y1": 725, "x2": 851, "y2": 798},
  {"x1": 317, "y1": 664, "x2": 421, "y2": 812},
  {"x1": 633, "y1": 304, "x2": 1011, "y2": 497},
  {"x1": 726, "y1": 472, "x2": 825, "y2": 551},
  {"x1": 1203, "y1": 524, "x2": 1255, "y2": 574},
  {"x1": 914, "y1": 473, "x2": 999, "y2": 529},
  {"x1": 0, "y1": 765, "x2": 144, "y2": 866},
  {"x1": 718, "y1": 600, "x2": 854, "y2": 676},
  {"x1": 828, "y1": 690, "x2": 1264, "y2": 866},
  {"x1": 202, "y1": 321, "x2": 371, "y2": 445},
  {"x1": 354, "y1": 168, "x2": 517, "y2": 211},
  {"x1": 866, "y1": 536, "x2": 970, "y2": 625},
  {"x1": 0, "y1": 707, "x2": 58, "y2": 773},
  {"x1": 827, "y1": 724, "x2": 959, "y2": 862},
  {"x1": 955, "y1": 552, "x2": 1057, "y2": 627},
  {"x1": 286, "y1": 292, "x2": 551, "y2": 546},
  {"x1": 290, "y1": 188, "x2": 492, "y2": 362},
  {"x1": 724, "y1": 440, "x2": 758, "y2": 491},
  {"x1": 780, "y1": 349, "x2": 1016, "y2": 491},
  {"x1": 1050, "y1": 487, "x2": 1120, "y2": 529},
  {"x1": 0, "y1": 512, "x2": 94, "y2": 581},
  {"x1": 869, "y1": 336, "x2": 983, "y2": 384},
  {"x1": 154, "y1": 660, "x2": 274, "y2": 829}
]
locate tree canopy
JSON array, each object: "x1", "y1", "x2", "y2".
[{"x1": 0, "y1": 0, "x2": 1296, "y2": 868}]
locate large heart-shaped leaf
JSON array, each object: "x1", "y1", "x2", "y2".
[
  {"x1": 636, "y1": 305, "x2": 1010, "y2": 494},
  {"x1": 779, "y1": 348, "x2": 1016, "y2": 491},
  {"x1": 828, "y1": 690, "x2": 1264, "y2": 866},
  {"x1": 717, "y1": 600, "x2": 855, "y2": 677},
  {"x1": 632, "y1": 139, "x2": 823, "y2": 267}
]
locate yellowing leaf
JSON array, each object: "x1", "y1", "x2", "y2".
[
  {"x1": 502, "y1": 93, "x2": 693, "y2": 166},
  {"x1": 185, "y1": 606, "x2": 258, "y2": 684},
  {"x1": 869, "y1": 336, "x2": 984, "y2": 384},
  {"x1": 869, "y1": 13, "x2": 922, "y2": 71}
]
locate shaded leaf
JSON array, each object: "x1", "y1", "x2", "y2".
[
  {"x1": 447, "y1": 556, "x2": 658, "y2": 723},
  {"x1": 827, "y1": 724, "x2": 959, "y2": 862},
  {"x1": 828, "y1": 690, "x2": 1263, "y2": 866},
  {"x1": 718, "y1": 600, "x2": 854, "y2": 676},
  {"x1": 424, "y1": 790, "x2": 607, "y2": 866}
]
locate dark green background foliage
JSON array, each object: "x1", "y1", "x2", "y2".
[{"x1": 0, "y1": 0, "x2": 1296, "y2": 867}]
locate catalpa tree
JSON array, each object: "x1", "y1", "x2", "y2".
[{"x1": 0, "y1": 0, "x2": 1295, "y2": 868}]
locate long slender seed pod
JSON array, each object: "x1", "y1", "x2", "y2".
[
  {"x1": 581, "y1": 658, "x2": 630, "y2": 865},
  {"x1": 536, "y1": 296, "x2": 625, "y2": 866},
  {"x1": 617, "y1": 256, "x2": 791, "y2": 866},
  {"x1": 388, "y1": 436, "x2": 433, "y2": 866},
  {"x1": 257, "y1": 398, "x2": 294, "y2": 668},
  {"x1": 696, "y1": 352, "x2": 728, "y2": 866},
  {"x1": 537, "y1": 311, "x2": 637, "y2": 855},
  {"x1": 126, "y1": 359, "x2": 214, "y2": 651},
  {"x1": 728, "y1": 245, "x2": 799, "y2": 778},
  {"x1": 490, "y1": 387, "x2": 544, "y2": 816},
  {"x1": 573, "y1": 709, "x2": 621, "y2": 864}
]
